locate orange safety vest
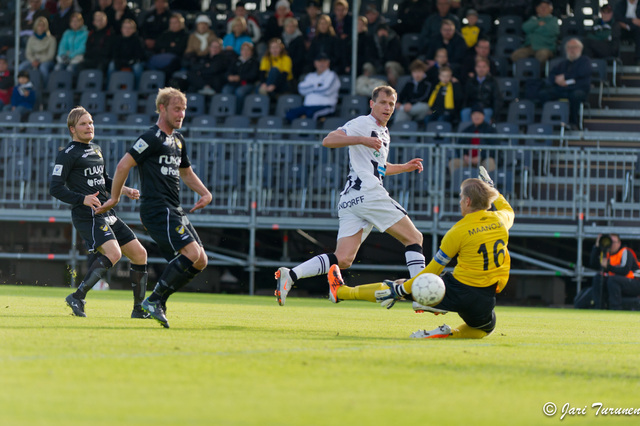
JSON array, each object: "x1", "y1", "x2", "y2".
[{"x1": 606, "y1": 248, "x2": 636, "y2": 279}]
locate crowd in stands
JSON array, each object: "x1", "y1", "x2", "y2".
[{"x1": 0, "y1": 0, "x2": 631, "y2": 129}]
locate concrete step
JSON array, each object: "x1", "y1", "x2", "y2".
[
  {"x1": 582, "y1": 118, "x2": 640, "y2": 132},
  {"x1": 601, "y1": 96, "x2": 640, "y2": 109},
  {"x1": 618, "y1": 74, "x2": 640, "y2": 87}
]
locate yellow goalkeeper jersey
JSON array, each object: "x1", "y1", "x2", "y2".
[{"x1": 425, "y1": 194, "x2": 514, "y2": 293}]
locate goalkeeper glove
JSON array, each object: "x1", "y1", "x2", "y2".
[
  {"x1": 375, "y1": 280, "x2": 405, "y2": 309},
  {"x1": 478, "y1": 165, "x2": 494, "y2": 187}
]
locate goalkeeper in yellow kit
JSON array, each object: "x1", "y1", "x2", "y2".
[{"x1": 327, "y1": 167, "x2": 514, "y2": 339}]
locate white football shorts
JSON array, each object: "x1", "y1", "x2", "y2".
[{"x1": 336, "y1": 192, "x2": 408, "y2": 241}]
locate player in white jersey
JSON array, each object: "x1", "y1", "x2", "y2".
[{"x1": 275, "y1": 85, "x2": 426, "y2": 306}]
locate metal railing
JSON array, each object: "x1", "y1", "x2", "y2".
[{"x1": 1, "y1": 123, "x2": 640, "y2": 293}]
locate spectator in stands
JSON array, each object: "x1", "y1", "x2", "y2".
[
  {"x1": 21, "y1": 0, "x2": 50, "y2": 38},
  {"x1": 461, "y1": 8, "x2": 482, "y2": 49},
  {"x1": 226, "y1": 1, "x2": 262, "y2": 45},
  {"x1": 55, "y1": 12, "x2": 89, "y2": 74},
  {"x1": 364, "y1": 3, "x2": 387, "y2": 34},
  {"x1": 139, "y1": 0, "x2": 172, "y2": 52},
  {"x1": 426, "y1": 48, "x2": 457, "y2": 87},
  {"x1": 614, "y1": 0, "x2": 640, "y2": 64},
  {"x1": 147, "y1": 13, "x2": 189, "y2": 77},
  {"x1": 355, "y1": 62, "x2": 386, "y2": 96},
  {"x1": 257, "y1": 38, "x2": 293, "y2": 96},
  {"x1": 264, "y1": 0, "x2": 294, "y2": 43},
  {"x1": 184, "y1": 14, "x2": 217, "y2": 65},
  {"x1": 331, "y1": 0, "x2": 352, "y2": 41},
  {"x1": 590, "y1": 234, "x2": 640, "y2": 310},
  {"x1": 81, "y1": 11, "x2": 114, "y2": 74},
  {"x1": 354, "y1": 15, "x2": 376, "y2": 75},
  {"x1": 461, "y1": 58, "x2": 502, "y2": 123},
  {"x1": 49, "y1": 0, "x2": 78, "y2": 42},
  {"x1": 510, "y1": 0, "x2": 559, "y2": 65},
  {"x1": 281, "y1": 17, "x2": 306, "y2": 81},
  {"x1": 306, "y1": 14, "x2": 342, "y2": 74},
  {"x1": 88, "y1": 0, "x2": 115, "y2": 31},
  {"x1": 3, "y1": 71, "x2": 36, "y2": 117},
  {"x1": 20, "y1": 16, "x2": 57, "y2": 83},
  {"x1": 222, "y1": 41, "x2": 260, "y2": 112},
  {"x1": 449, "y1": 105, "x2": 497, "y2": 179},
  {"x1": 393, "y1": 59, "x2": 431, "y2": 123},
  {"x1": 0, "y1": 56, "x2": 13, "y2": 108},
  {"x1": 223, "y1": 17, "x2": 253, "y2": 55},
  {"x1": 189, "y1": 38, "x2": 234, "y2": 95},
  {"x1": 425, "y1": 66, "x2": 462, "y2": 125},
  {"x1": 111, "y1": 0, "x2": 137, "y2": 35},
  {"x1": 395, "y1": 0, "x2": 430, "y2": 36},
  {"x1": 460, "y1": 38, "x2": 496, "y2": 85},
  {"x1": 423, "y1": 19, "x2": 468, "y2": 68},
  {"x1": 420, "y1": 0, "x2": 461, "y2": 42},
  {"x1": 368, "y1": 23, "x2": 405, "y2": 88},
  {"x1": 108, "y1": 18, "x2": 145, "y2": 83},
  {"x1": 285, "y1": 52, "x2": 340, "y2": 122},
  {"x1": 585, "y1": 3, "x2": 620, "y2": 60},
  {"x1": 538, "y1": 38, "x2": 591, "y2": 127},
  {"x1": 300, "y1": 0, "x2": 321, "y2": 48}
]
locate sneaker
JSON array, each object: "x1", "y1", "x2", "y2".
[
  {"x1": 410, "y1": 324, "x2": 452, "y2": 339},
  {"x1": 131, "y1": 306, "x2": 151, "y2": 319},
  {"x1": 327, "y1": 264, "x2": 344, "y2": 303},
  {"x1": 274, "y1": 267, "x2": 293, "y2": 306},
  {"x1": 65, "y1": 293, "x2": 86, "y2": 317},
  {"x1": 412, "y1": 301, "x2": 448, "y2": 315},
  {"x1": 141, "y1": 298, "x2": 170, "y2": 328}
]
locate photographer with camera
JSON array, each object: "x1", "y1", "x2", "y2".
[{"x1": 590, "y1": 234, "x2": 640, "y2": 310}]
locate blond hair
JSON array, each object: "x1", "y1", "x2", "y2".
[
  {"x1": 67, "y1": 106, "x2": 90, "y2": 136},
  {"x1": 461, "y1": 178, "x2": 499, "y2": 211},
  {"x1": 155, "y1": 87, "x2": 187, "y2": 114}
]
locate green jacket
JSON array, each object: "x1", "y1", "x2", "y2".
[{"x1": 522, "y1": 15, "x2": 559, "y2": 51}]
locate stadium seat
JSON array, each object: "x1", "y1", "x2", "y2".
[
  {"x1": 540, "y1": 101, "x2": 570, "y2": 128},
  {"x1": 241, "y1": 94, "x2": 270, "y2": 118},
  {"x1": 79, "y1": 90, "x2": 107, "y2": 114},
  {"x1": 560, "y1": 16, "x2": 584, "y2": 38},
  {"x1": 185, "y1": 93, "x2": 206, "y2": 116},
  {"x1": 138, "y1": 70, "x2": 165, "y2": 93},
  {"x1": 495, "y1": 122, "x2": 521, "y2": 143},
  {"x1": 220, "y1": 115, "x2": 252, "y2": 139},
  {"x1": 46, "y1": 70, "x2": 73, "y2": 92},
  {"x1": 527, "y1": 123, "x2": 554, "y2": 146},
  {"x1": 290, "y1": 117, "x2": 318, "y2": 141},
  {"x1": 475, "y1": 13, "x2": 493, "y2": 35},
  {"x1": 496, "y1": 77, "x2": 520, "y2": 104},
  {"x1": 589, "y1": 58, "x2": 608, "y2": 108},
  {"x1": 110, "y1": 91, "x2": 139, "y2": 115},
  {"x1": 425, "y1": 121, "x2": 452, "y2": 144},
  {"x1": 390, "y1": 120, "x2": 420, "y2": 143},
  {"x1": 122, "y1": 113, "x2": 152, "y2": 136},
  {"x1": 494, "y1": 36, "x2": 522, "y2": 58},
  {"x1": 27, "y1": 111, "x2": 54, "y2": 134},
  {"x1": 339, "y1": 94, "x2": 369, "y2": 118},
  {"x1": 456, "y1": 121, "x2": 472, "y2": 133},
  {"x1": 506, "y1": 99, "x2": 535, "y2": 126},
  {"x1": 93, "y1": 112, "x2": 119, "y2": 136},
  {"x1": 208, "y1": 93, "x2": 236, "y2": 120},
  {"x1": 46, "y1": 89, "x2": 74, "y2": 117},
  {"x1": 255, "y1": 115, "x2": 285, "y2": 140},
  {"x1": 76, "y1": 69, "x2": 104, "y2": 92},
  {"x1": 338, "y1": 74, "x2": 351, "y2": 94},
  {"x1": 513, "y1": 57, "x2": 541, "y2": 80},
  {"x1": 401, "y1": 33, "x2": 421, "y2": 61},
  {"x1": 274, "y1": 94, "x2": 302, "y2": 117},
  {"x1": 321, "y1": 116, "x2": 347, "y2": 131},
  {"x1": 143, "y1": 95, "x2": 157, "y2": 115},
  {"x1": 189, "y1": 115, "x2": 218, "y2": 140},
  {"x1": 545, "y1": 57, "x2": 564, "y2": 78},
  {"x1": 107, "y1": 71, "x2": 135, "y2": 92},
  {"x1": 496, "y1": 15, "x2": 523, "y2": 37},
  {"x1": 0, "y1": 110, "x2": 23, "y2": 128},
  {"x1": 492, "y1": 56, "x2": 511, "y2": 77}
]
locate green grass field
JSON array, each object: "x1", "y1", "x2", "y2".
[{"x1": 1, "y1": 285, "x2": 638, "y2": 426}]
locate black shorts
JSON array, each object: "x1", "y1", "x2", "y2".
[
  {"x1": 432, "y1": 272, "x2": 497, "y2": 332},
  {"x1": 72, "y1": 213, "x2": 137, "y2": 253},
  {"x1": 140, "y1": 205, "x2": 202, "y2": 261}
]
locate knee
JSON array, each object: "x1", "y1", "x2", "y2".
[
  {"x1": 337, "y1": 256, "x2": 354, "y2": 269},
  {"x1": 193, "y1": 249, "x2": 208, "y2": 270}
]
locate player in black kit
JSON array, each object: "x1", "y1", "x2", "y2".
[
  {"x1": 50, "y1": 107, "x2": 150, "y2": 318},
  {"x1": 97, "y1": 87, "x2": 212, "y2": 328}
]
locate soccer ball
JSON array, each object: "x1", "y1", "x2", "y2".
[{"x1": 411, "y1": 273, "x2": 445, "y2": 306}]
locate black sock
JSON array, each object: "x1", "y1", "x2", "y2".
[
  {"x1": 74, "y1": 254, "x2": 113, "y2": 300},
  {"x1": 130, "y1": 264, "x2": 148, "y2": 308},
  {"x1": 149, "y1": 255, "x2": 196, "y2": 303}
]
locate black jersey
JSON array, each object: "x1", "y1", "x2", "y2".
[
  {"x1": 50, "y1": 141, "x2": 114, "y2": 218},
  {"x1": 128, "y1": 125, "x2": 191, "y2": 209}
]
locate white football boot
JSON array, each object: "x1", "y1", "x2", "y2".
[
  {"x1": 275, "y1": 267, "x2": 293, "y2": 306},
  {"x1": 410, "y1": 324, "x2": 452, "y2": 339}
]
